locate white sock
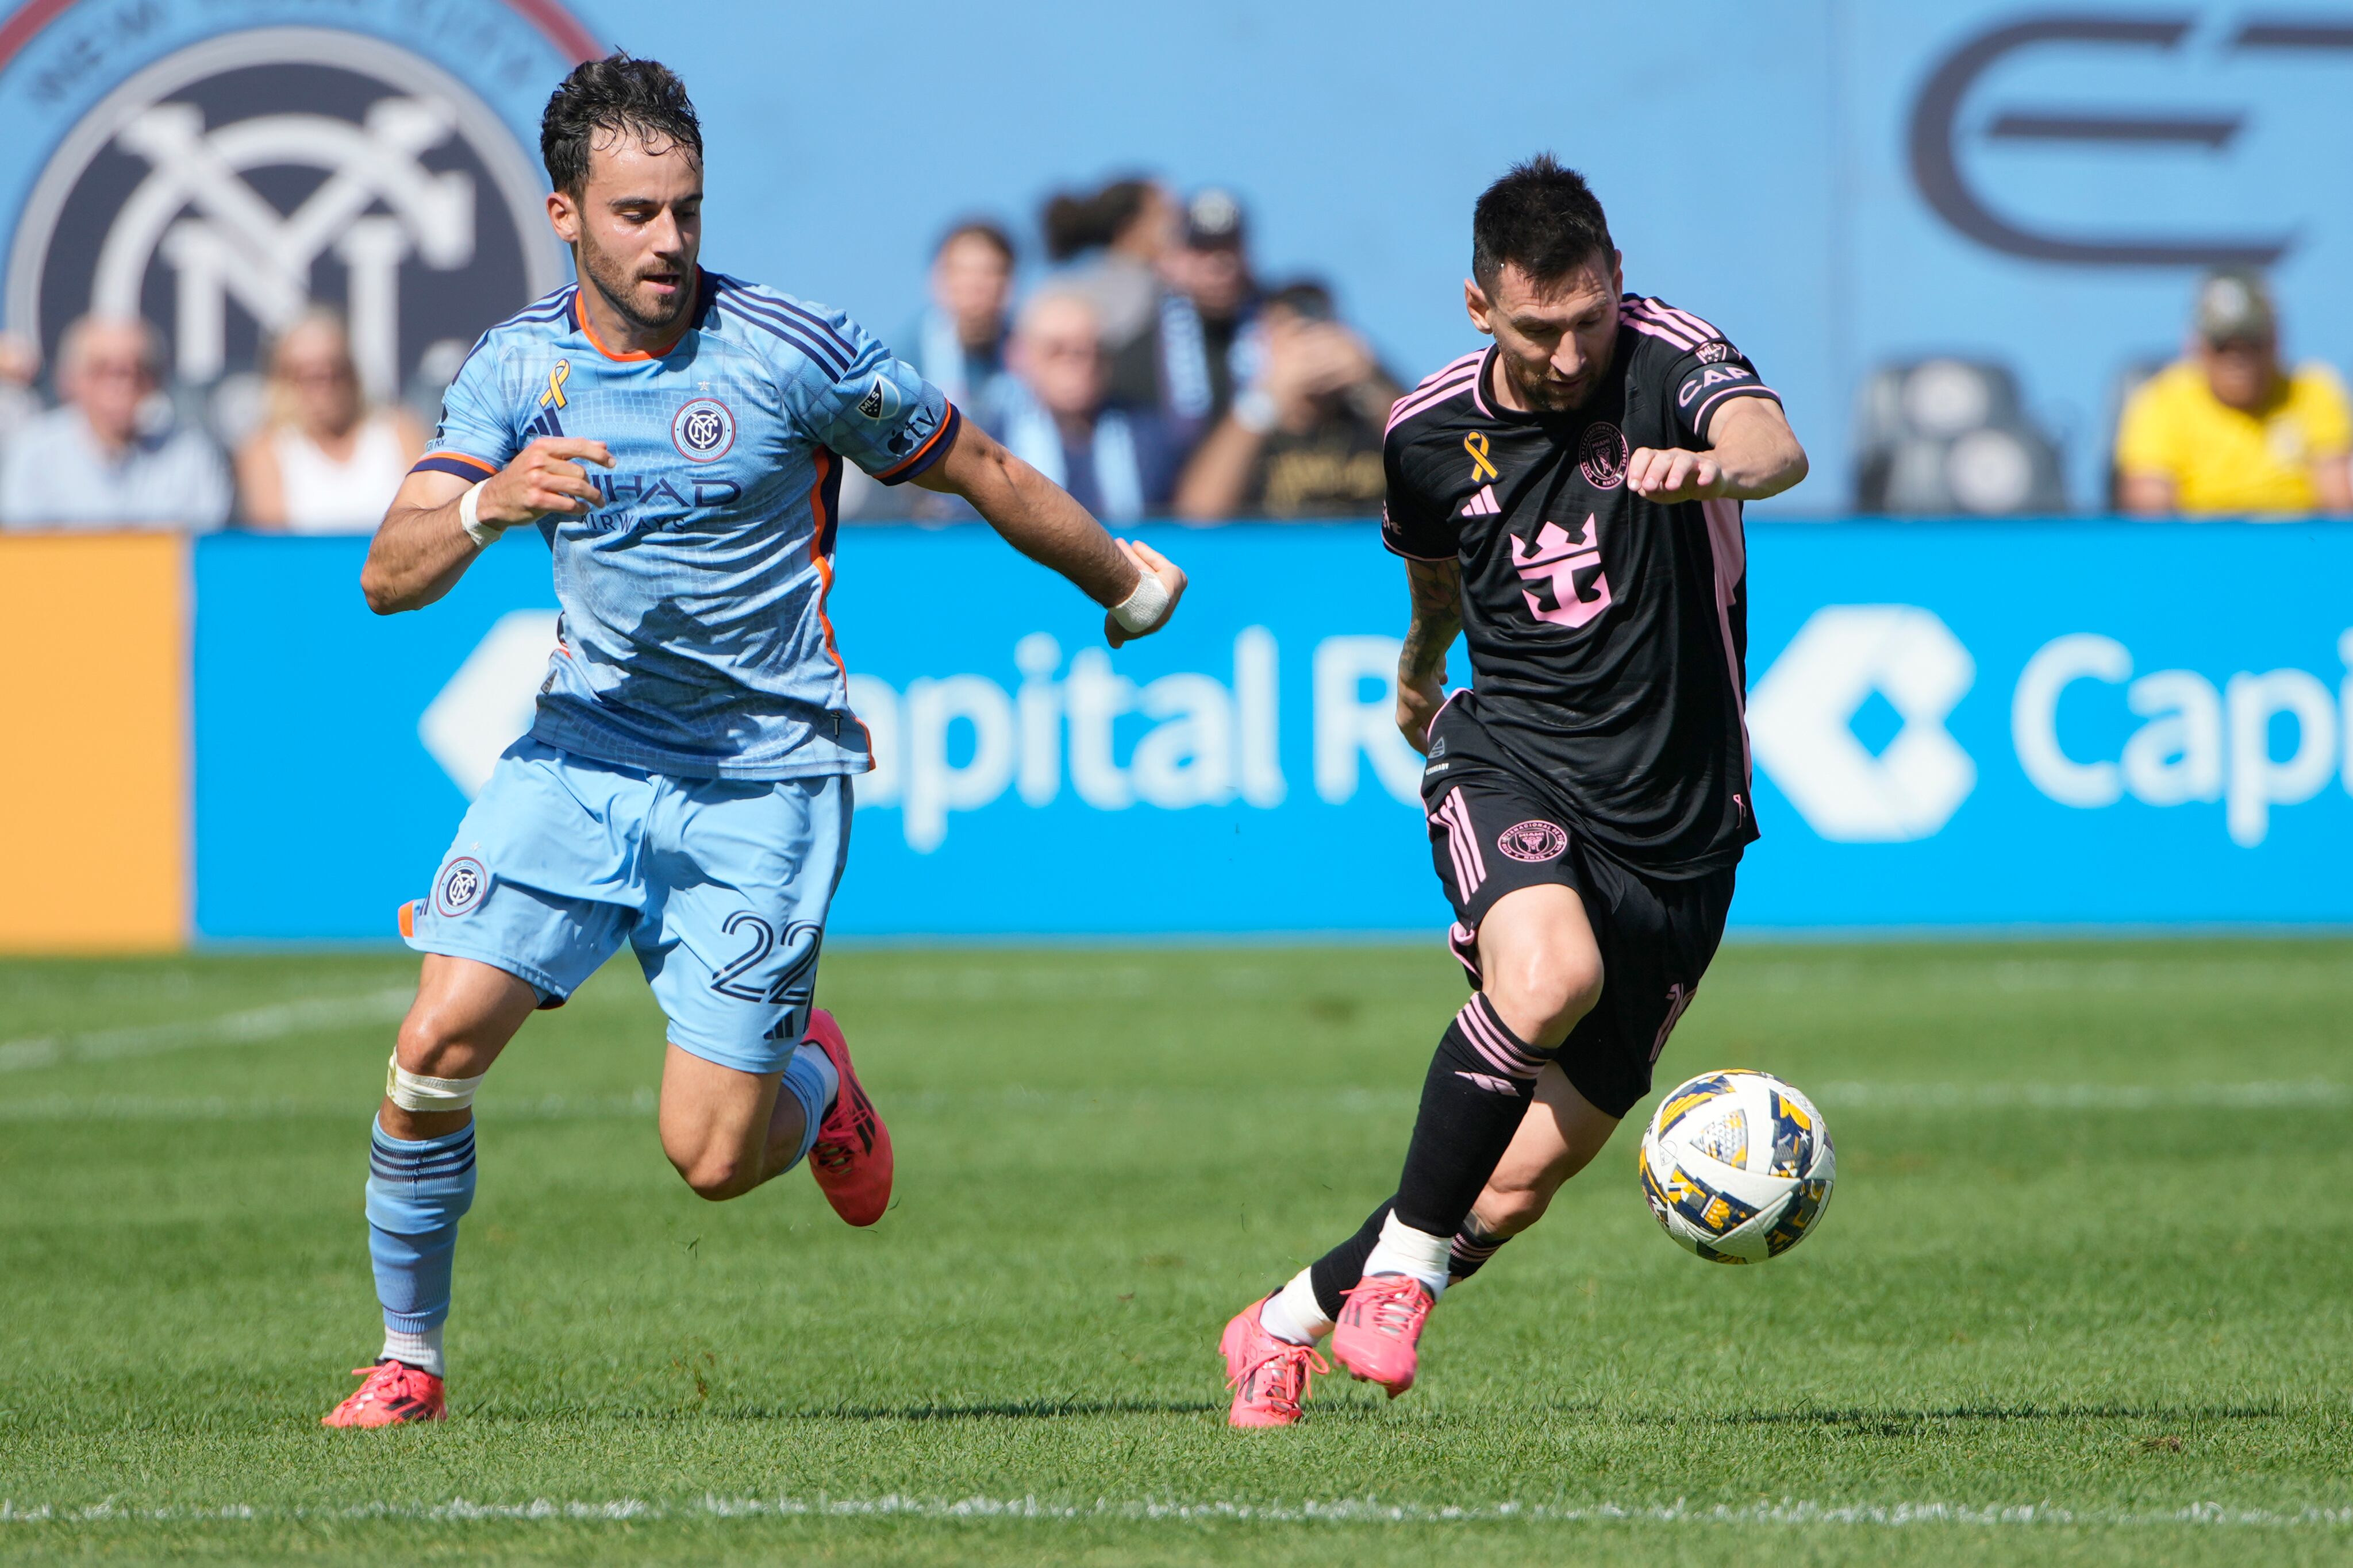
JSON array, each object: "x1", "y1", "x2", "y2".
[
  {"x1": 794, "y1": 1040, "x2": 839, "y2": 1115},
  {"x1": 1360, "y1": 1211, "x2": 1451, "y2": 1299},
  {"x1": 1258, "y1": 1268, "x2": 1333, "y2": 1346},
  {"x1": 381, "y1": 1323, "x2": 445, "y2": 1377}
]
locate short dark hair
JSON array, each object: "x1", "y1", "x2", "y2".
[
  {"x1": 936, "y1": 219, "x2": 1016, "y2": 267},
  {"x1": 1042, "y1": 177, "x2": 1156, "y2": 263},
  {"x1": 1471, "y1": 155, "x2": 1613, "y2": 291},
  {"x1": 540, "y1": 53, "x2": 702, "y2": 196}
]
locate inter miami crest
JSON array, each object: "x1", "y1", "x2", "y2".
[{"x1": 0, "y1": 2, "x2": 599, "y2": 404}]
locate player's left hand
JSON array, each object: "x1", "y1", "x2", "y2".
[
  {"x1": 1626, "y1": 446, "x2": 1727, "y2": 503},
  {"x1": 1105, "y1": 539, "x2": 1186, "y2": 648}
]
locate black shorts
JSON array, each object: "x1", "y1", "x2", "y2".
[{"x1": 1420, "y1": 701, "x2": 1735, "y2": 1120}]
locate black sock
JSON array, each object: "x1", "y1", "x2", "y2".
[
  {"x1": 1447, "y1": 1211, "x2": 1513, "y2": 1283},
  {"x1": 1308, "y1": 1199, "x2": 1394, "y2": 1319},
  {"x1": 1391, "y1": 994, "x2": 1548, "y2": 1238}
]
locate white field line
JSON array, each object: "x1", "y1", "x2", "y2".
[
  {"x1": 4, "y1": 1495, "x2": 2353, "y2": 1529},
  {"x1": 0, "y1": 989, "x2": 412, "y2": 1074},
  {"x1": 6, "y1": 1080, "x2": 2353, "y2": 1123}
]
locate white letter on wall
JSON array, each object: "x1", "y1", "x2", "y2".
[
  {"x1": 2120, "y1": 670, "x2": 2223, "y2": 807},
  {"x1": 1313, "y1": 635, "x2": 1423, "y2": 804},
  {"x1": 2225, "y1": 669, "x2": 2337, "y2": 847},
  {"x1": 2012, "y1": 633, "x2": 2128, "y2": 807},
  {"x1": 1233, "y1": 626, "x2": 1285, "y2": 807},
  {"x1": 901, "y1": 675, "x2": 1017, "y2": 853}
]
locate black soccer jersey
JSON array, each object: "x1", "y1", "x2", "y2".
[{"x1": 1379, "y1": 294, "x2": 1780, "y2": 877}]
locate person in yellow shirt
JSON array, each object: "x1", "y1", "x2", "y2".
[{"x1": 2115, "y1": 269, "x2": 2352, "y2": 518}]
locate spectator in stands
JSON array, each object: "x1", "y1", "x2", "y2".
[
  {"x1": 235, "y1": 310, "x2": 424, "y2": 533},
  {"x1": 1156, "y1": 187, "x2": 1264, "y2": 428},
  {"x1": 906, "y1": 220, "x2": 1016, "y2": 409},
  {"x1": 982, "y1": 287, "x2": 1183, "y2": 522},
  {"x1": 0, "y1": 332, "x2": 43, "y2": 450},
  {"x1": 2116, "y1": 268, "x2": 2352, "y2": 518},
  {"x1": 1173, "y1": 281, "x2": 1398, "y2": 521},
  {"x1": 1043, "y1": 176, "x2": 1178, "y2": 410},
  {"x1": 0, "y1": 315, "x2": 229, "y2": 530}
]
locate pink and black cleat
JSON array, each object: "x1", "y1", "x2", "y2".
[
  {"x1": 321, "y1": 1359, "x2": 445, "y2": 1428},
  {"x1": 1329, "y1": 1273, "x2": 1434, "y2": 1397},
  {"x1": 1220, "y1": 1297, "x2": 1329, "y2": 1428},
  {"x1": 803, "y1": 1008, "x2": 894, "y2": 1226}
]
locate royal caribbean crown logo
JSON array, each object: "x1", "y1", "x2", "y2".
[{"x1": 0, "y1": 0, "x2": 601, "y2": 400}]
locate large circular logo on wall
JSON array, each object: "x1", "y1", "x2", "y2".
[{"x1": 0, "y1": 2, "x2": 599, "y2": 401}]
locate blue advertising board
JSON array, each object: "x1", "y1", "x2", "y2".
[{"x1": 192, "y1": 522, "x2": 2353, "y2": 941}]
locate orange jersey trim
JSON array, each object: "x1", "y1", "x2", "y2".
[
  {"x1": 572, "y1": 283, "x2": 696, "y2": 363},
  {"x1": 874, "y1": 403, "x2": 960, "y2": 482},
  {"x1": 806, "y1": 449, "x2": 875, "y2": 770},
  {"x1": 414, "y1": 449, "x2": 498, "y2": 477}
]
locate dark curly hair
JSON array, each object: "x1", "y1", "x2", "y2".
[
  {"x1": 540, "y1": 53, "x2": 702, "y2": 195},
  {"x1": 1471, "y1": 154, "x2": 1613, "y2": 291}
]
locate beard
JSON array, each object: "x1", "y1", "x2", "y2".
[
  {"x1": 579, "y1": 232, "x2": 691, "y2": 332},
  {"x1": 1502, "y1": 349, "x2": 1602, "y2": 413}
]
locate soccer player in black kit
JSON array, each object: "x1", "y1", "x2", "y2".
[{"x1": 1220, "y1": 156, "x2": 1809, "y2": 1426}]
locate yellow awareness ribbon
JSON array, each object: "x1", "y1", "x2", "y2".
[
  {"x1": 1463, "y1": 430, "x2": 1498, "y2": 481},
  {"x1": 540, "y1": 360, "x2": 570, "y2": 410}
]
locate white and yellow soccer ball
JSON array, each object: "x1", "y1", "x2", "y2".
[{"x1": 1638, "y1": 1069, "x2": 1835, "y2": 1264}]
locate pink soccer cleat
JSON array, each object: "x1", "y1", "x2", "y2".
[
  {"x1": 1220, "y1": 1297, "x2": 1328, "y2": 1428},
  {"x1": 321, "y1": 1359, "x2": 445, "y2": 1428},
  {"x1": 803, "y1": 1008, "x2": 894, "y2": 1227},
  {"x1": 1330, "y1": 1273, "x2": 1434, "y2": 1397}
]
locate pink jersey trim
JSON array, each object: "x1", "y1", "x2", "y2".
[
  {"x1": 1385, "y1": 364, "x2": 1481, "y2": 435},
  {"x1": 1620, "y1": 308, "x2": 1699, "y2": 351},
  {"x1": 1700, "y1": 496, "x2": 1753, "y2": 789}
]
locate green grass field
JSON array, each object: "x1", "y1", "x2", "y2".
[{"x1": 5, "y1": 939, "x2": 2353, "y2": 1566}]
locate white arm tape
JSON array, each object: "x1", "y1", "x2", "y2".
[
  {"x1": 1110, "y1": 569, "x2": 1172, "y2": 634},
  {"x1": 457, "y1": 481, "x2": 503, "y2": 548},
  {"x1": 387, "y1": 1052, "x2": 487, "y2": 1114}
]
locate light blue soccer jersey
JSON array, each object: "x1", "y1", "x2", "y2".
[{"x1": 415, "y1": 271, "x2": 959, "y2": 779}]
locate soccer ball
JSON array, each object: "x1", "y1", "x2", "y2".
[{"x1": 1638, "y1": 1069, "x2": 1835, "y2": 1264}]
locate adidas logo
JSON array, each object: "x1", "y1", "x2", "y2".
[{"x1": 1458, "y1": 484, "x2": 1501, "y2": 518}]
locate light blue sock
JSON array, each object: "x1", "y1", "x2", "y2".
[
  {"x1": 777, "y1": 1043, "x2": 837, "y2": 1172},
  {"x1": 364, "y1": 1122, "x2": 476, "y2": 1377}
]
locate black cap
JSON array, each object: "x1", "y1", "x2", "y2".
[{"x1": 1183, "y1": 187, "x2": 1245, "y2": 250}]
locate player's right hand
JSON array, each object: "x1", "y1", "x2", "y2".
[
  {"x1": 478, "y1": 437, "x2": 614, "y2": 526},
  {"x1": 1105, "y1": 538, "x2": 1187, "y2": 648},
  {"x1": 1397, "y1": 665, "x2": 1447, "y2": 754}
]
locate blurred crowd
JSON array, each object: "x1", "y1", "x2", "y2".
[
  {"x1": 844, "y1": 179, "x2": 1398, "y2": 526},
  {"x1": 0, "y1": 175, "x2": 2345, "y2": 532}
]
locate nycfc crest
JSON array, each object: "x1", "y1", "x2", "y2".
[
  {"x1": 0, "y1": 1, "x2": 599, "y2": 403},
  {"x1": 671, "y1": 397, "x2": 736, "y2": 461}
]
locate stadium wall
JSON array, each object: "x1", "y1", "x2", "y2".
[{"x1": 6, "y1": 523, "x2": 2348, "y2": 951}]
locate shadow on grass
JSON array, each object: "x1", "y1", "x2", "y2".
[
  {"x1": 474, "y1": 1396, "x2": 1226, "y2": 1424},
  {"x1": 1591, "y1": 1402, "x2": 2292, "y2": 1435}
]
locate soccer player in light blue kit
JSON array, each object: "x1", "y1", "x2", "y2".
[{"x1": 323, "y1": 55, "x2": 1186, "y2": 1427}]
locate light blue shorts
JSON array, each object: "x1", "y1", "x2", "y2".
[{"x1": 404, "y1": 737, "x2": 852, "y2": 1076}]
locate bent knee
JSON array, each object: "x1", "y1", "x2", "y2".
[
  {"x1": 394, "y1": 1011, "x2": 486, "y2": 1078},
  {"x1": 1477, "y1": 1183, "x2": 1553, "y2": 1237},
  {"x1": 676, "y1": 1154, "x2": 756, "y2": 1202},
  {"x1": 1488, "y1": 953, "x2": 1603, "y2": 1043}
]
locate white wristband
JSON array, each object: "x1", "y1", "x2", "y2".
[
  {"x1": 1111, "y1": 569, "x2": 1172, "y2": 634},
  {"x1": 1232, "y1": 386, "x2": 1278, "y2": 435},
  {"x1": 457, "y1": 481, "x2": 503, "y2": 548}
]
